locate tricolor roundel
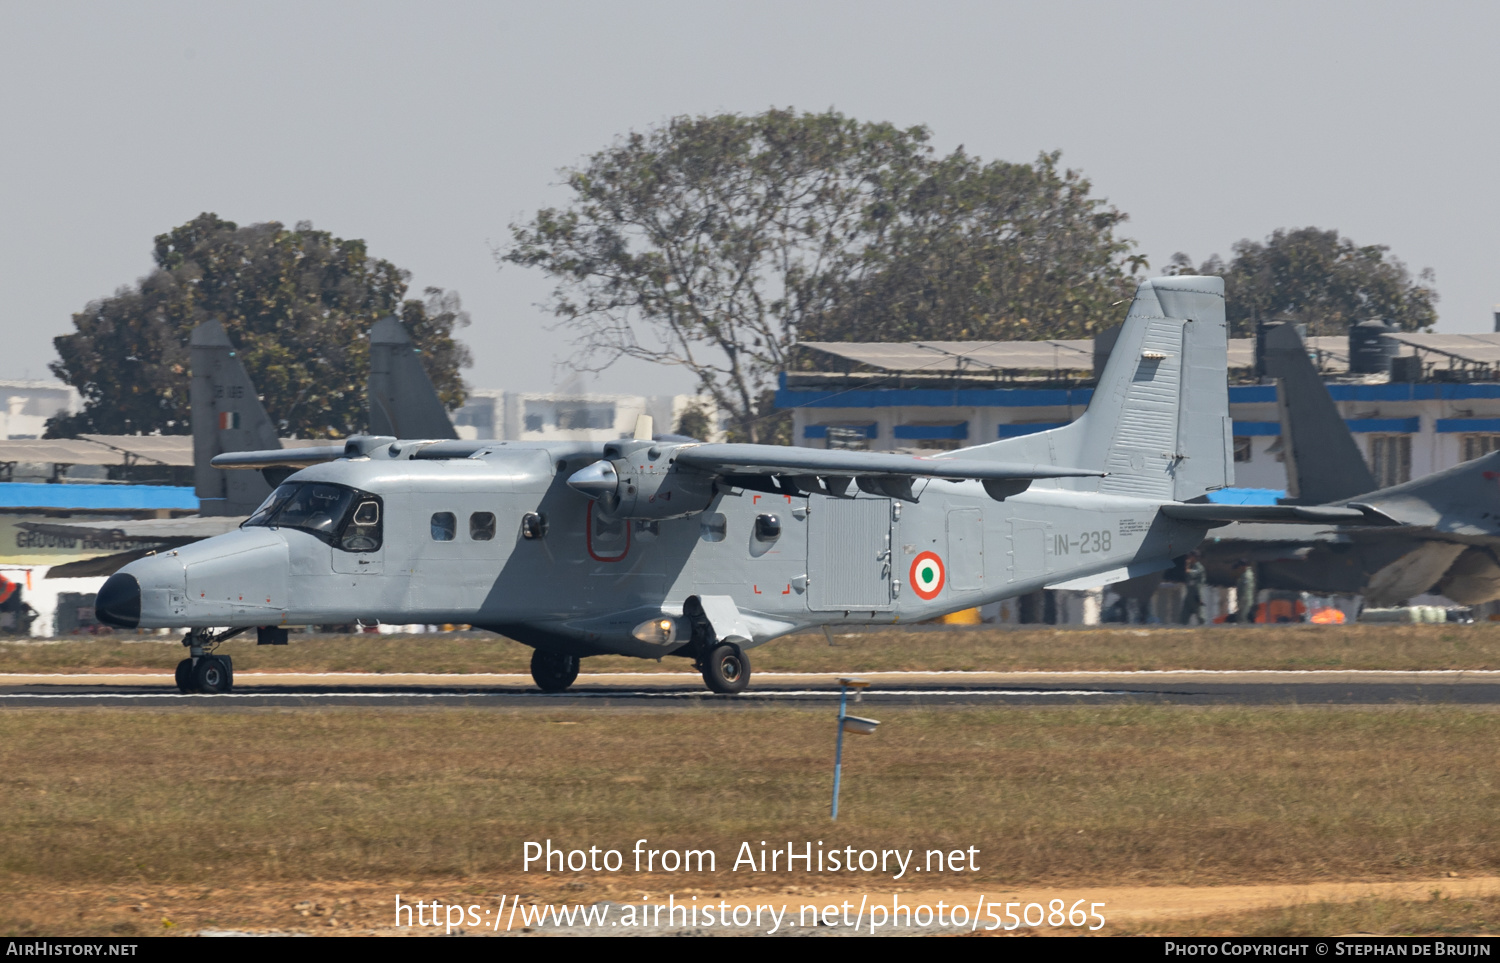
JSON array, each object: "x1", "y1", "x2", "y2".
[{"x1": 909, "y1": 551, "x2": 945, "y2": 600}]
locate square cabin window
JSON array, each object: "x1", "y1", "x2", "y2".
[
  {"x1": 431, "y1": 512, "x2": 456, "y2": 541},
  {"x1": 470, "y1": 512, "x2": 496, "y2": 541}
]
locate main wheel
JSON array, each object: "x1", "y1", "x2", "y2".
[
  {"x1": 191, "y1": 655, "x2": 233, "y2": 694},
  {"x1": 174, "y1": 658, "x2": 195, "y2": 694},
  {"x1": 700, "y1": 642, "x2": 749, "y2": 694},
  {"x1": 530, "y1": 649, "x2": 580, "y2": 692}
]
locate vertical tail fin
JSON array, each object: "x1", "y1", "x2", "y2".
[
  {"x1": 956, "y1": 276, "x2": 1232, "y2": 501},
  {"x1": 1260, "y1": 321, "x2": 1376, "y2": 503},
  {"x1": 190, "y1": 321, "x2": 281, "y2": 516},
  {"x1": 367, "y1": 317, "x2": 458, "y2": 440}
]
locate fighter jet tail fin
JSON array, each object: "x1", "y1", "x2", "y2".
[
  {"x1": 367, "y1": 317, "x2": 459, "y2": 440},
  {"x1": 953, "y1": 276, "x2": 1233, "y2": 501},
  {"x1": 1261, "y1": 321, "x2": 1377, "y2": 503},
  {"x1": 190, "y1": 320, "x2": 282, "y2": 516}
]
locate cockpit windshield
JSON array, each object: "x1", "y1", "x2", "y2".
[{"x1": 244, "y1": 482, "x2": 383, "y2": 552}]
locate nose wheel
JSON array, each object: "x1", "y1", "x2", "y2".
[
  {"x1": 175, "y1": 654, "x2": 233, "y2": 694},
  {"x1": 530, "y1": 649, "x2": 580, "y2": 692}
]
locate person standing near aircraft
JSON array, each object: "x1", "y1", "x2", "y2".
[
  {"x1": 1232, "y1": 560, "x2": 1258, "y2": 624},
  {"x1": 1180, "y1": 552, "x2": 1207, "y2": 625}
]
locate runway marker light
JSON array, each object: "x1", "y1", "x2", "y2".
[{"x1": 831, "y1": 677, "x2": 879, "y2": 820}]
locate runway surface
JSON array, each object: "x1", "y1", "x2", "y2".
[{"x1": 2, "y1": 670, "x2": 1499, "y2": 708}]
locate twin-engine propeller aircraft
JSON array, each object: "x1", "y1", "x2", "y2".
[{"x1": 95, "y1": 276, "x2": 1353, "y2": 695}]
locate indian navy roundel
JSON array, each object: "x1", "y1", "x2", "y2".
[{"x1": 910, "y1": 551, "x2": 945, "y2": 601}]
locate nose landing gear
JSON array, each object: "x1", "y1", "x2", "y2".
[{"x1": 175, "y1": 627, "x2": 248, "y2": 694}]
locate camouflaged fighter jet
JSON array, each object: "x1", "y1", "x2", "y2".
[{"x1": 96, "y1": 276, "x2": 1356, "y2": 696}]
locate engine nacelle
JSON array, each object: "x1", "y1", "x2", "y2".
[{"x1": 567, "y1": 441, "x2": 715, "y2": 520}]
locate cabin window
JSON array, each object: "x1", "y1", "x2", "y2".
[
  {"x1": 521, "y1": 512, "x2": 547, "y2": 540},
  {"x1": 754, "y1": 513, "x2": 781, "y2": 540},
  {"x1": 700, "y1": 513, "x2": 727, "y2": 542},
  {"x1": 470, "y1": 512, "x2": 496, "y2": 541},
  {"x1": 431, "y1": 512, "x2": 457, "y2": 541}
]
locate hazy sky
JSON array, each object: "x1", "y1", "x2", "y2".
[{"x1": 3, "y1": 1, "x2": 1497, "y2": 394}]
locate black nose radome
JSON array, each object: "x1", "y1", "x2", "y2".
[{"x1": 95, "y1": 573, "x2": 140, "y2": 629}]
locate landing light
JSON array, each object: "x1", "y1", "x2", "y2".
[{"x1": 631, "y1": 617, "x2": 677, "y2": 646}]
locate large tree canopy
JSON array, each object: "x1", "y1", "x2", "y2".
[
  {"x1": 501, "y1": 109, "x2": 1141, "y2": 442},
  {"x1": 48, "y1": 214, "x2": 471, "y2": 438},
  {"x1": 1168, "y1": 227, "x2": 1438, "y2": 338}
]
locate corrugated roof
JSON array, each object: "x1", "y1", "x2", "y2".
[
  {"x1": 799, "y1": 340, "x2": 1094, "y2": 372},
  {"x1": 1388, "y1": 333, "x2": 1500, "y2": 366},
  {"x1": 79, "y1": 434, "x2": 194, "y2": 466},
  {"x1": 802, "y1": 336, "x2": 1354, "y2": 374},
  {"x1": 0, "y1": 483, "x2": 197, "y2": 511},
  {"x1": 0, "y1": 440, "x2": 126, "y2": 466}
]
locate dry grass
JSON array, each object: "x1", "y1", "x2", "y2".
[
  {"x1": 7, "y1": 622, "x2": 1500, "y2": 674},
  {"x1": 1122, "y1": 894, "x2": 1500, "y2": 936},
  {"x1": 1, "y1": 705, "x2": 1497, "y2": 893}
]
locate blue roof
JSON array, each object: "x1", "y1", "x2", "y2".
[{"x1": 0, "y1": 483, "x2": 198, "y2": 511}]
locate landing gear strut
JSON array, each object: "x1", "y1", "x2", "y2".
[
  {"x1": 699, "y1": 642, "x2": 750, "y2": 694},
  {"x1": 531, "y1": 649, "x2": 580, "y2": 692},
  {"x1": 175, "y1": 627, "x2": 247, "y2": 694}
]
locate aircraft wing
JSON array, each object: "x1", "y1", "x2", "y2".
[
  {"x1": 1160, "y1": 504, "x2": 1387, "y2": 525},
  {"x1": 672, "y1": 443, "x2": 1103, "y2": 500},
  {"x1": 209, "y1": 444, "x2": 350, "y2": 469},
  {"x1": 673, "y1": 444, "x2": 1102, "y2": 482}
]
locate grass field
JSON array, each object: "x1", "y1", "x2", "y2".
[
  {"x1": 5, "y1": 622, "x2": 1500, "y2": 674},
  {"x1": 1, "y1": 704, "x2": 1498, "y2": 935}
]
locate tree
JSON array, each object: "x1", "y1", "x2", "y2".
[
  {"x1": 1167, "y1": 227, "x2": 1438, "y2": 338},
  {"x1": 47, "y1": 214, "x2": 471, "y2": 438},
  {"x1": 805, "y1": 150, "x2": 1140, "y2": 344},
  {"x1": 502, "y1": 109, "x2": 1141, "y2": 442}
]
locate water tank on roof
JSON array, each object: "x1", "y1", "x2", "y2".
[{"x1": 1348, "y1": 319, "x2": 1396, "y2": 375}]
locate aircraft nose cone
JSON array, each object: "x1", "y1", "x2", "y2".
[
  {"x1": 567, "y1": 459, "x2": 619, "y2": 501},
  {"x1": 95, "y1": 573, "x2": 141, "y2": 629}
]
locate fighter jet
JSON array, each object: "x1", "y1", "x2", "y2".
[
  {"x1": 1193, "y1": 321, "x2": 1500, "y2": 606},
  {"x1": 99, "y1": 275, "x2": 1336, "y2": 695}
]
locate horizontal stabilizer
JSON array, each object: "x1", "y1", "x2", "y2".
[
  {"x1": 1160, "y1": 504, "x2": 1385, "y2": 525},
  {"x1": 674, "y1": 444, "x2": 1104, "y2": 483}
]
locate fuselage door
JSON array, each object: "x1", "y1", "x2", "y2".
[{"x1": 807, "y1": 495, "x2": 893, "y2": 611}]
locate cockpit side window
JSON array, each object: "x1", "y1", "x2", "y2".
[
  {"x1": 245, "y1": 481, "x2": 381, "y2": 552},
  {"x1": 339, "y1": 497, "x2": 383, "y2": 552}
]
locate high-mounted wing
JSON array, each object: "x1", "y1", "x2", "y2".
[
  {"x1": 209, "y1": 444, "x2": 349, "y2": 469},
  {"x1": 578, "y1": 441, "x2": 1104, "y2": 507}
]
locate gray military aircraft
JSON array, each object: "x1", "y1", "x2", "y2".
[
  {"x1": 98, "y1": 275, "x2": 1338, "y2": 695},
  {"x1": 1192, "y1": 321, "x2": 1500, "y2": 606}
]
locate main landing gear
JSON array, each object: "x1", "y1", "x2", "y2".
[
  {"x1": 531, "y1": 649, "x2": 580, "y2": 693},
  {"x1": 697, "y1": 641, "x2": 750, "y2": 695},
  {"x1": 175, "y1": 627, "x2": 247, "y2": 694}
]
